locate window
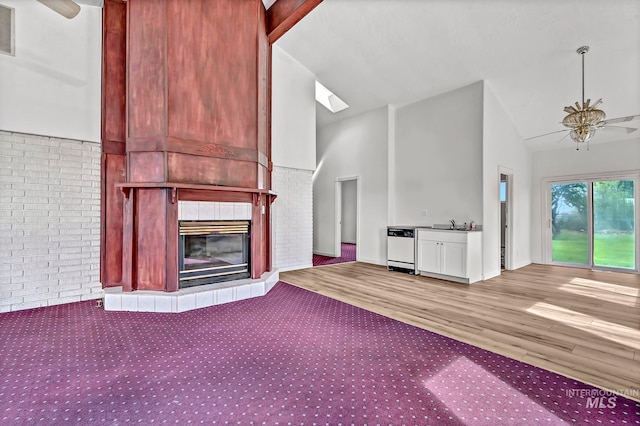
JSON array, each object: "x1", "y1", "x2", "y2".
[{"x1": 0, "y1": 4, "x2": 14, "y2": 56}]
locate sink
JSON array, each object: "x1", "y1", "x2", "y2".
[{"x1": 432, "y1": 224, "x2": 469, "y2": 231}]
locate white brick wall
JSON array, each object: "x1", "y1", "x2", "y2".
[
  {"x1": 0, "y1": 131, "x2": 102, "y2": 312},
  {"x1": 271, "y1": 166, "x2": 313, "y2": 271}
]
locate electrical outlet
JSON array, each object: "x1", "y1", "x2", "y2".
[{"x1": 421, "y1": 209, "x2": 428, "y2": 216}]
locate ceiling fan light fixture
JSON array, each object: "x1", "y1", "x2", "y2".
[
  {"x1": 569, "y1": 127, "x2": 596, "y2": 144},
  {"x1": 561, "y1": 46, "x2": 607, "y2": 145},
  {"x1": 37, "y1": 0, "x2": 81, "y2": 19},
  {"x1": 562, "y1": 107, "x2": 606, "y2": 129},
  {"x1": 527, "y1": 47, "x2": 639, "y2": 145}
]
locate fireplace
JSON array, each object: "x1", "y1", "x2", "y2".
[{"x1": 178, "y1": 221, "x2": 250, "y2": 288}]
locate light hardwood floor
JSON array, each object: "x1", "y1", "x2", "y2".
[{"x1": 281, "y1": 262, "x2": 640, "y2": 402}]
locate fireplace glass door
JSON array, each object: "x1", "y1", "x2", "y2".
[{"x1": 179, "y1": 221, "x2": 250, "y2": 288}]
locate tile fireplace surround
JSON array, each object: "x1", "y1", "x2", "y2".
[
  {"x1": 104, "y1": 201, "x2": 279, "y2": 312},
  {"x1": 103, "y1": 270, "x2": 279, "y2": 313}
]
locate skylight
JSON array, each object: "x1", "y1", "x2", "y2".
[{"x1": 315, "y1": 81, "x2": 349, "y2": 113}]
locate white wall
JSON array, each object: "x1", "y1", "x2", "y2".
[
  {"x1": 530, "y1": 138, "x2": 640, "y2": 263},
  {"x1": 393, "y1": 82, "x2": 484, "y2": 227},
  {"x1": 0, "y1": 131, "x2": 102, "y2": 312},
  {"x1": 271, "y1": 45, "x2": 316, "y2": 171},
  {"x1": 0, "y1": 1, "x2": 102, "y2": 142},
  {"x1": 270, "y1": 44, "x2": 316, "y2": 271},
  {"x1": 341, "y1": 179, "x2": 357, "y2": 244},
  {"x1": 315, "y1": 106, "x2": 389, "y2": 264},
  {"x1": 0, "y1": 2, "x2": 102, "y2": 312},
  {"x1": 483, "y1": 82, "x2": 532, "y2": 278}
]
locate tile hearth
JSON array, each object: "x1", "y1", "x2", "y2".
[{"x1": 103, "y1": 270, "x2": 279, "y2": 313}]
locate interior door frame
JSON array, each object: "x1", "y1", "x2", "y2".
[
  {"x1": 542, "y1": 170, "x2": 640, "y2": 273},
  {"x1": 499, "y1": 166, "x2": 514, "y2": 271},
  {"x1": 334, "y1": 176, "x2": 360, "y2": 259}
]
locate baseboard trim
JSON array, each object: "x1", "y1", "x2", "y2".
[
  {"x1": 357, "y1": 257, "x2": 386, "y2": 267},
  {"x1": 276, "y1": 263, "x2": 313, "y2": 272},
  {"x1": 512, "y1": 260, "x2": 533, "y2": 270},
  {"x1": 313, "y1": 251, "x2": 337, "y2": 257}
]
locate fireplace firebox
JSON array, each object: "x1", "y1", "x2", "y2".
[{"x1": 178, "y1": 221, "x2": 250, "y2": 288}]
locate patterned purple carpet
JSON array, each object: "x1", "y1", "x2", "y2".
[
  {"x1": 313, "y1": 243, "x2": 356, "y2": 266},
  {"x1": 0, "y1": 282, "x2": 638, "y2": 424}
]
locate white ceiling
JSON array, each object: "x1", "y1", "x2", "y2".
[
  {"x1": 262, "y1": 0, "x2": 277, "y2": 10},
  {"x1": 275, "y1": 0, "x2": 640, "y2": 151}
]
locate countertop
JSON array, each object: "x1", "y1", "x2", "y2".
[
  {"x1": 418, "y1": 227, "x2": 482, "y2": 233},
  {"x1": 387, "y1": 225, "x2": 482, "y2": 232}
]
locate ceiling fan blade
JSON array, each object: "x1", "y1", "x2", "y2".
[
  {"x1": 37, "y1": 0, "x2": 81, "y2": 19},
  {"x1": 556, "y1": 133, "x2": 571, "y2": 144},
  {"x1": 525, "y1": 129, "x2": 569, "y2": 141},
  {"x1": 600, "y1": 114, "x2": 640, "y2": 125},
  {"x1": 599, "y1": 125, "x2": 637, "y2": 134}
]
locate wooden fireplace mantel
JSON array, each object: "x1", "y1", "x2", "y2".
[{"x1": 116, "y1": 182, "x2": 277, "y2": 201}]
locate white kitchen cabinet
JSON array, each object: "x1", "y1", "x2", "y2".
[
  {"x1": 417, "y1": 229, "x2": 482, "y2": 283},
  {"x1": 417, "y1": 239, "x2": 440, "y2": 273}
]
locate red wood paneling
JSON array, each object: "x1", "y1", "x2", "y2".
[
  {"x1": 135, "y1": 189, "x2": 168, "y2": 290},
  {"x1": 266, "y1": 0, "x2": 323, "y2": 43},
  {"x1": 250, "y1": 197, "x2": 264, "y2": 278},
  {"x1": 166, "y1": 0, "x2": 258, "y2": 149},
  {"x1": 257, "y1": 3, "x2": 270, "y2": 190},
  {"x1": 121, "y1": 188, "x2": 136, "y2": 292},
  {"x1": 101, "y1": 0, "x2": 127, "y2": 288},
  {"x1": 102, "y1": 0, "x2": 126, "y2": 145},
  {"x1": 165, "y1": 195, "x2": 179, "y2": 292},
  {"x1": 101, "y1": 154, "x2": 126, "y2": 287},
  {"x1": 128, "y1": 151, "x2": 166, "y2": 183},
  {"x1": 128, "y1": 0, "x2": 166, "y2": 138},
  {"x1": 165, "y1": 137, "x2": 258, "y2": 162},
  {"x1": 178, "y1": 190, "x2": 253, "y2": 204},
  {"x1": 101, "y1": 0, "x2": 296, "y2": 292},
  {"x1": 167, "y1": 153, "x2": 257, "y2": 188},
  {"x1": 125, "y1": 137, "x2": 167, "y2": 153}
]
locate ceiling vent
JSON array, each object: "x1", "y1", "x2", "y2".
[{"x1": 0, "y1": 3, "x2": 14, "y2": 56}]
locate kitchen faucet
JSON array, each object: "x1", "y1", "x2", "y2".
[{"x1": 449, "y1": 219, "x2": 455, "y2": 230}]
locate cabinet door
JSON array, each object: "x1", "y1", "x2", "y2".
[
  {"x1": 441, "y1": 242, "x2": 466, "y2": 277},
  {"x1": 417, "y1": 240, "x2": 440, "y2": 273}
]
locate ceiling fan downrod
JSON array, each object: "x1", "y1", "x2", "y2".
[{"x1": 577, "y1": 45, "x2": 589, "y2": 107}]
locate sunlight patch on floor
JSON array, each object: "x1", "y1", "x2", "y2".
[
  {"x1": 557, "y1": 279, "x2": 639, "y2": 306},
  {"x1": 526, "y1": 302, "x2": 640, "y2": 351},
  {"x1": 422, "y1": 356, "x2": 565, "y2": 424},
  {"x1": 568, "y1": 277, "x2": 640, "y2": 297}
]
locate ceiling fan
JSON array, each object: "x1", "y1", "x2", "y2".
[
  {"x1": 37, "y1": 0, "x2": 81, "y2": 19},
  {"x1": 527, "y1": 46, "x2": 640, "y2": 150}
]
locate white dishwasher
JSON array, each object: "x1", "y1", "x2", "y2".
[{"x1": 387, "y1": 226, "x2": 416, "y2": 274}]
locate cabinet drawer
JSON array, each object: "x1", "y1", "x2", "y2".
[{"x1": 418, "y1": 230, "x2": 467, "y2": 244}]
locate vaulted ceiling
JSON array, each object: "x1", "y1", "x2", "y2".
[{"x1": 275, "y1": 0, "x2": 640, "y2": 151}]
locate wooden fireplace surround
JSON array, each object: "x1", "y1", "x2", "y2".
[{"x1": 100, "y1": 0, "x2": 321, "y2": 292}]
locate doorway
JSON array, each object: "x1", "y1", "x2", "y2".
[
  {"x1": 334, "y1": 177, "x2": 359, "y2": 262},
  {"x1": 499, "y1": 168, "x2": 514, "y2": 270}
]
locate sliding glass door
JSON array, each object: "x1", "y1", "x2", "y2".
[
  {"x1": 549, "y1": 178, "x2": 636, "y2": 271},
  {"x1": 551, "y1": 182, "x2": 589, "y2": 265},
  {"x1": 592, "y1": 180, "x2": 635, "y2": 269}
]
